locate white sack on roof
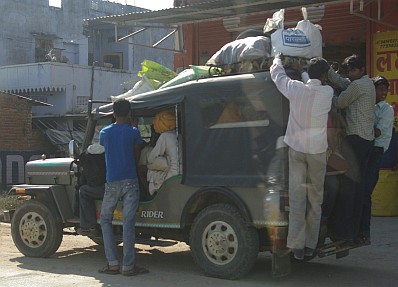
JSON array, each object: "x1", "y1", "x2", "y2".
[
  {"x1": 296, "y1": 20, "x2": 323, "y2": 58},
  {"x1": 111, "y1": 75, "x2": 154, "y2": 102},
  {"x1": 271, "y1": 28, "x2": 312, "y2": 58},
  {"x1": 263, "y1": 9, "x2": 285, "y2": 33},
  {"x1": 206, "y1": 36, "x2": 271, "y2": 66}
]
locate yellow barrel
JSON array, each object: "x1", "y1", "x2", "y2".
[{"x1": 372, "y1": 169, "x2": 398, "y2": 216}]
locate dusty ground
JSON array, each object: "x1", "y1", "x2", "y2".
[{"x1": 1, "y1": 216, "x2": 398, "y2": 287}]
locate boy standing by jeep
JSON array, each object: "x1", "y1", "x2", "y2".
[
  {"x1": 270, "y1": 55, "x2": 333, "y2": 260},
  {"x1": 98, "y1": 99, "x2": 148, "y2": 276}
]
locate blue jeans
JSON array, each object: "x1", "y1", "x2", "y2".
[{"x1": 100, "y1": 179, "x2": 139, "y2": 272}]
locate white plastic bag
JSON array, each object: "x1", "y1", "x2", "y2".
[
  {"x1": 296, "y1": 20, "x2": 322, "y2": 58},
  {"x1": 263, "y1": 9, "x2": 285, "y2": 33},
  {"x1": 270, "y1": 28, "x2": 312, "y2": 58},
  {"x1": 111, "y1": 75, "x2": 154, "y2": 101}
]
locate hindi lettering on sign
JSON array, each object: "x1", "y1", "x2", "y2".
[
  {"x1": 376, "y1": 50, "x2": 398, "y2": 72},
  {"x1": 390, "y1": 78, "x2": 398, "y2": 95}
]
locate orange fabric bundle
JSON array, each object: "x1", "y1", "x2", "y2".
[{"x1": 153, "y1": 109, "x2": 176, "y2": 133}]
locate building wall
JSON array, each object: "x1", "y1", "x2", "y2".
[
  {"x1": 0, "y1": 62, "x2": 137, "y2": 116},
  {"x1": 0, "y1": 0, "x2": 90, "y2": 66},
  {"x1": 0, "y1": 92, "x2": 53, "y2": 187},
  {"x1": 0, "y1": 93, "x2": 50, "y2": 151},
  {"x1": 0, "y1": 0, "x2": 174, "y2": 117}
]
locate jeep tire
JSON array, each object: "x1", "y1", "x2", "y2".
[
  {"x1": 189, "y1": 203, "x2": 259, "y2": 279},
  {"x1": 11, "y1": 200, "x2": 63, "y2": 257}
]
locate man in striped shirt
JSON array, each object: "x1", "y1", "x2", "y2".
[{"x1": 327, "y1": 54, "x2": 375, "y2": 245}]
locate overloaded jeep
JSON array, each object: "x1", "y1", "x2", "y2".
[{"x1": 7, "y1": 69, "x2": 358, "y2": 279}]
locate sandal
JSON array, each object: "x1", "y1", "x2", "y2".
[
  {"x1": 122, "y1": 266, "x2": 149, "y2": 276},
  {"x1": 98, "y1": 264, "x2": 120, "y2": 275}
]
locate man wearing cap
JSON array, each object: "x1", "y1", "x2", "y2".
[
  {"x1": 327, "y1": 54, "x2": 376, "y2": 245},
  {"x1": 361, "y1": 76, "x2": 394, "y2": 245}
]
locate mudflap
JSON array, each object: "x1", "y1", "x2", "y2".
[
  {"x1": 272, "y1": 248, "x2": 291, "y2": 277},
  {"x1": 270, "y1": 226, "x2": 291, "y2": 277},
  {"x1": 317, "y1": 240, "x2": 352, "y2": 259}
]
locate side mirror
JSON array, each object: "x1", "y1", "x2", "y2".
[{"x1": 68, "y1": 140, "x2": 80, "y2": 159}]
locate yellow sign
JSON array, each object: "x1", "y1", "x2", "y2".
[{"x1": 373, "y1": 31, "x2": 398, "y2": 129}]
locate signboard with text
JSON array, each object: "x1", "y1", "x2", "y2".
[{"x1": 372, "y1": 31, "x2": 398, "y2": 129}]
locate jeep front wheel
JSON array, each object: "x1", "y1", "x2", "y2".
[
  {"x1": 189, "y1": 204, "x2": 259, "y2": 279},
  {"x1": 11, "y1": 200, "x2": 63, "y2": 257}
]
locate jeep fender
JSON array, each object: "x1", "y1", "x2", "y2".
[
  {"x1": 180, "y1": 187, "x2": 252, "y2": 228},
  {"x1": 9, "y1": 185, "x2": 73, "y2": 223}
]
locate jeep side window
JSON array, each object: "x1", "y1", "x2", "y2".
[{"x1": 201, "y1": 96, "x2": 270, "y2": 130}]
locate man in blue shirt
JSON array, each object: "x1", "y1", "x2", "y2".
[
  {"x1": 98, "y1": 99, "x2": 148, "y2": 276},
  {"x1": 361, "y1": 76, "x2": 394, "y2": 245}
]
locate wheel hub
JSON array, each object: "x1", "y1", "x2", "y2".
[
  {"x1": 19, "y1": 212, "x2": 47, "y2": 248},
  {"x1": 207, "y1": 232, "x2": 228, "y2": 254},
  {"x1": 202, "y1": 221, "x2": 238, "y2": 265}
]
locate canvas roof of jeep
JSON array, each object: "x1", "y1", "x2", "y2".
[
  {"x1": 95, "y1": 71, "x2": 282, "y2": 116},
  {"x1": 93, "y1": 71, "x2": 290, "y2": 187}
]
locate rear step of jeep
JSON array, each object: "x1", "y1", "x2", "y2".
[{"x1": 317, "y1": 240, "x2": 360, "y2": 259}]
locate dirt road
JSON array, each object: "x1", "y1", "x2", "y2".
[{"x1": 1, "y1": 217, "x2": 398, "y2": 287}]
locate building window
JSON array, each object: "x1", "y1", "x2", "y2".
[
  {"x1": 35, "y1": 38, "x2": 53, "y2": 62},
  {"x1": 76, "y1": 96, "x2": 89, "y2": 106},
  {"x1": 103, "y1": 53, "x2": 123, "y2": 69}
]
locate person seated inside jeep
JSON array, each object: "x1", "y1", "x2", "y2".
[
  {"x1": 146, "y1": 109, "x2": 179, "y2": 196},
  {"x1": 77, "y1": 143, "x2": 106, "y2": 237},
  {"x1": 137, "y1": 125, "x2": 160, "y2": 200}
]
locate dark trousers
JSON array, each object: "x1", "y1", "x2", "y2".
[
  {"x1": 322, "y1": 175, "x2": 341, "y2": 219},
  {"x1": 361, "y1": 147, "x2": 384, "y2": 237},
  {"x1": 79, "y1": 184, "x2": 105, "y2": 228},
  {"x1": 329, "y1": 135, "x2": 373, "y2": 241}
]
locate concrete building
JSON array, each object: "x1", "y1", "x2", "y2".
[
  {"x1": 0, "y1": 0, "x2": 174, "y2": 117},
  {"x1": 0, "y1": 0, "x2": 174, "y2": 187}
]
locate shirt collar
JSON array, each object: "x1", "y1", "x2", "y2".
[{"x1": 376, "y1": 100, "x2": 386, "y2": 108}]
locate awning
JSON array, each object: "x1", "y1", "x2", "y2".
[
  {"x1": 85, "y1": 0, "x2": 339, "y2": 25},
  {"x1": 84, "y1": 0, "x2": 340, "y2": 52}
]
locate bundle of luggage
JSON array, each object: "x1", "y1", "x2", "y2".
[{"x1": 206, "y1": 8, "x2": 323, "y2": 74}]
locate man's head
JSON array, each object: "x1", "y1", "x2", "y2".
[
  {"x1": 307, "y1": 57, "x2": 330, "y2": 83},
  {"x1": 113, "y1": 99, "x2": 131, "y2": 122},
  {"x1": 342, "y1": 54, "x2": 365, "y2": 81},
  {"x1": 373, "y1": 75, "x2": 390, "y2": 103}
]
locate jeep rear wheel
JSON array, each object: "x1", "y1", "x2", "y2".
[
  {"x1": 11, "y1": 200, "x2": 63, "y2": 257},
  {"x1": 189, "y1": 204, "x2": 259, "y2": 279}
]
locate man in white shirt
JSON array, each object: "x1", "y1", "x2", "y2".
[{"x1": 270, "y1": 55, "x2": 333, "y2": 260}]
